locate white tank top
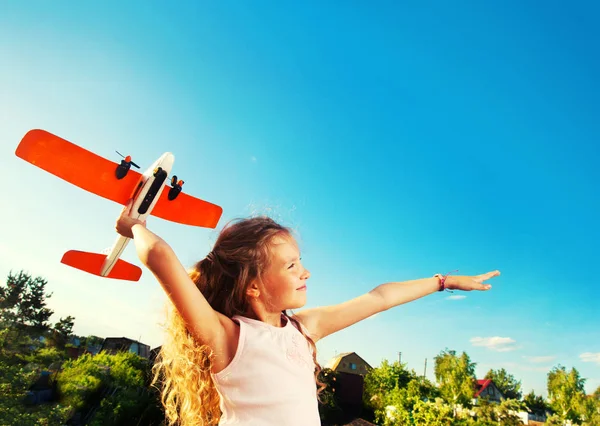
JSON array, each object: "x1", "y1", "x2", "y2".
[{"x1": 211, "y1": 315, "x2": 320, "y2": 425}]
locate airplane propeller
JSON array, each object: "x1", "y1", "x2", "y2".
[
  {"x1": 168, "y1": 175, "x2": 184, "y2": 200},
  {"x1": 116, "y1": 151, "x2": 140, "y2": 169}
]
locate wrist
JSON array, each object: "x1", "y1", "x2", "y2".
[
  {"x1": 434, "y1": 270, "x2": 459, "y2": 292},
  {"x1": 444, "y1": 276, "x2": 458, "y2": 290}
]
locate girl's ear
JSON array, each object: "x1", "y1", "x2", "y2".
[{"x1": 246, "y1": 280, "x2": 260, "y2": 299}]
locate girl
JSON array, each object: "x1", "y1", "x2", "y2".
[{"x1": 115, "y1": 200, "x2": 499, "y2": 426}]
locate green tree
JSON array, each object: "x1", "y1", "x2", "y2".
[
  {"x1": 523, "y1": 390, "x2": 548, "y2": 416},
  {"x1": 496, "y1": 398, "x2": 526, "y2": 425},
  {"x1": 484, "y1": 368, "x2": 522, "y2": 400},
  {"x1": 579, "y1": 395, "x2": 600, "y2": 426},
  {"x1": 50, "y1": 315, "x2": 75, "y2": 349},
  {"x1": 0, "y1": 271, "x2": 54, "y2": 349},
  {"x1": 363, "y1": 359, "x2": 416, "y2": 412},
  {"x1": 406, "y1": 375, "x2": 440, "y2": 403},
  {"x1": 547, "y1": 365, "x2": 586, "y2": 423},
  {"x1": 434, "y1": 349, "x2": 476, "y2": 408}
]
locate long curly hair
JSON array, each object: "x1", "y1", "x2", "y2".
[{"x1": 151, "y1": 216, "x2": 324, "y2": 426}]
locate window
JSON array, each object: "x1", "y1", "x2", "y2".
[{"x1": 350, "y1": 363, "x2": 357, "y2": 370}]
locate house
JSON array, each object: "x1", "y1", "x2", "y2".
[
  {"x1": 473, "y1": 379, "x2": 504, "y2": 404},
  {"x1": 326, "y1": 352, "x2": 372, "y2": 376},
  {"x1": 325, "y1": 352, "x2": 373, "y2": 417},
  {"x1": 100, "y1": 337, "x2": 151, "y2": 358}
]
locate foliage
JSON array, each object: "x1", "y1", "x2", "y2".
[
  {"x1": 49, "y1": 315, "x2": 75, "y2": 349},
  {"x1": 0, "y1": 353, "x2": 71, "y2": 425},
  {"x1": 0, "y1": 271, "x2": 54, "y2": 338},
  {"x1": 484, "y1": 367, "x2": 522, "y2": 400},
  {"x1": 411, "y1": 397, "x2": 455, "y2": 425},
  {"x1": 363, "y1": 359, "x2": 416, "y2": 412},
  {"x1": 523, "y1": 389, "x2": 549, "y2": 415},
  {"x1": 363, "y1": 359, "x2": 444, "y2": 425},
  {"x1": 579, "y1": 395, "x2": 600, "y2": 426},
  {"x1": 318, "y1": 368, "x2": 343, "y2": 424},
  {"x1": 434, "y1": 349, "x2": 476, "y2": 407},
  {"x1": 547, "y1": 364, "x2": 586, "y2": 423},
  {"x1": 57, "y1": 350, "x2": 163, "y2": 425}
]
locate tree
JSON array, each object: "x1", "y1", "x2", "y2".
[
  {"x1": 484, "y1": 368, "x2": 522, "y2": 400},
  {"x1": 434, "y1": 349, "x2": 476, "y2": 407},
  {"x1": 523, "y1": 390, "x2": 548, "y2": 416},
  {"x1": 547, "y1": 365, "x2": 586, "y2": 423},
  {"x1": 405, "y1": 375, "x2": 440, "y2": 403},
  {"x1": 363, "y1": 359, "x2": 416, "y2": 411},
  {"x1": 579, "y1": 395, "x2": 600, "y2": 426},
  {"x1": 50, "y1": 316, "x2": 75, "y2": 349},
  {"x1": 0, "y1": 271, "x2": 54, "y2": 350}
]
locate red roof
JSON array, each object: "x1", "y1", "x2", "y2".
[{"x1": 474, "y1": 379, "x2": 492, "y2": 398}]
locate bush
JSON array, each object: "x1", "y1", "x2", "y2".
[{"x1": 56, "y1": 351, "x2": 163, "y2": 425}]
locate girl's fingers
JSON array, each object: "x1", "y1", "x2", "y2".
[
  {"x1": 121, "y1": 199, "x2": 134, "y2": 216},
  {"x1": 477, "y1": 270, "x2": 501, "y2": 282}
]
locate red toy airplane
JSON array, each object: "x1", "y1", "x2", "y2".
[{"x1": 15, "y1": 129, "x2": 223, "y2": 281}]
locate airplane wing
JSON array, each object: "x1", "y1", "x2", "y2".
[
  {"x1": 152, "y1": 189, "x2": 223, "y2": 228},
  {"x1": 16, "y1": 129, "x2": 140, "y2": 204},
  {"x1": 16, "y1": 129, "x2": 223, "y2": 228}
]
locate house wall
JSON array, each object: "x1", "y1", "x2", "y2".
[
  {"x1": 477, "y1": 383, "x2": 503, "y2": 403},
  {"x1": 336, "y1": 372, "x2": 365, "y2": 416},
  {"x1": 335, "y1": 353, "x2": 370, "y2": 375}
]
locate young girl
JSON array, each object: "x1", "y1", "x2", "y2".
[{"x1": 115, "y1": 200, "x2": 499, "y2": 426}]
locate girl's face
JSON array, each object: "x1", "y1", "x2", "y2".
[{"x1": 259, "y1": 234, "x2": 310, "y2": 311}]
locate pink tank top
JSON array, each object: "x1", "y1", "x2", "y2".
[{"x1": 211, "y1": 315, "x2": 320, "y2": 425}]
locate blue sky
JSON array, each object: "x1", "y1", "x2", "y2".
[{"x1": 1, "y1": 1, "x2": 598, "y2": 397}]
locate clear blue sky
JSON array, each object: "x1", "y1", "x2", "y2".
[{"x1": 1, "y1": 1, "x2": 598, "y2": 397}]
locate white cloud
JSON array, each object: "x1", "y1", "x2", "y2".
[
  {"x1": 470, "y1": 336, "x2": 518, "y2": 352},
  {"x1": 523, "y1": 355, "x2": 556, "y2": 363},
  {"x1": 446, "y1": 295, "x2": 466, "y2": 300},
  {"x1": 250, "y1": 156, "x2": 257, "y2": 163},
  {"x1": 580, "y1": 352, "x2": 600, "y2": 365}
]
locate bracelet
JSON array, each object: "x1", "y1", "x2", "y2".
[{"x1": 434, "y1": 270, "x2": 458, "y2": 292}]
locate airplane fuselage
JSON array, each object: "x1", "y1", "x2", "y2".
[{"x1": 100, "y1": 152, "x2": 174, "y2": 277}]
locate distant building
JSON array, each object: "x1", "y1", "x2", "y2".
[
  {"x1": 325, "y1": 352, "x2": 373, "y2": 417},
  {"x1": 101, "y1": 337, "x2": 151, "y2": 358},
  {"x1": 326, "y1": 352, "x2": 372, "y2": 376},
  {"x1": 473, "y1": 379, "x2": 504, "y2": 404}
]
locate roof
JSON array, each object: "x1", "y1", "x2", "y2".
[
  {"x1": 325, "y1": 352, "x2": 372, "y2": 370},
  {"x1": 474, "y1": 379, "x2": 493, "y2": 398}
]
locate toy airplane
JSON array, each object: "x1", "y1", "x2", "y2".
[{"x1": 15, "y1": 129, "x2": 223, "y2": 282}]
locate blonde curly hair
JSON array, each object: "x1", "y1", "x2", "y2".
[{"x1": 151, "y1": 217, "x2": 324, "y2": 426}]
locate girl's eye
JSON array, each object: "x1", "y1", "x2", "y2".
[{"x1": 288, "y1": 263, "x2": 295, "y2": 269}]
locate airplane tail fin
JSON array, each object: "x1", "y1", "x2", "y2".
[{"x1": 61, "y1": 250, "x2": 142, "y2": 281}]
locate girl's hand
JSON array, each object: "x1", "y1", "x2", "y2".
[
  {"x1": 445, "y1": 270, "x2": 500, "y2": 291},
  {"x1": 115, "y1": 199, "x2": 146, "y2": 239}
]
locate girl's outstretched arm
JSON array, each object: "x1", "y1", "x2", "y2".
[
  {"x1": 294, "y1": 271, "x2": 500, "y2": 342},
  {"x1": 115, "y1": 201, "x2": 237, "y2": 371}
]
